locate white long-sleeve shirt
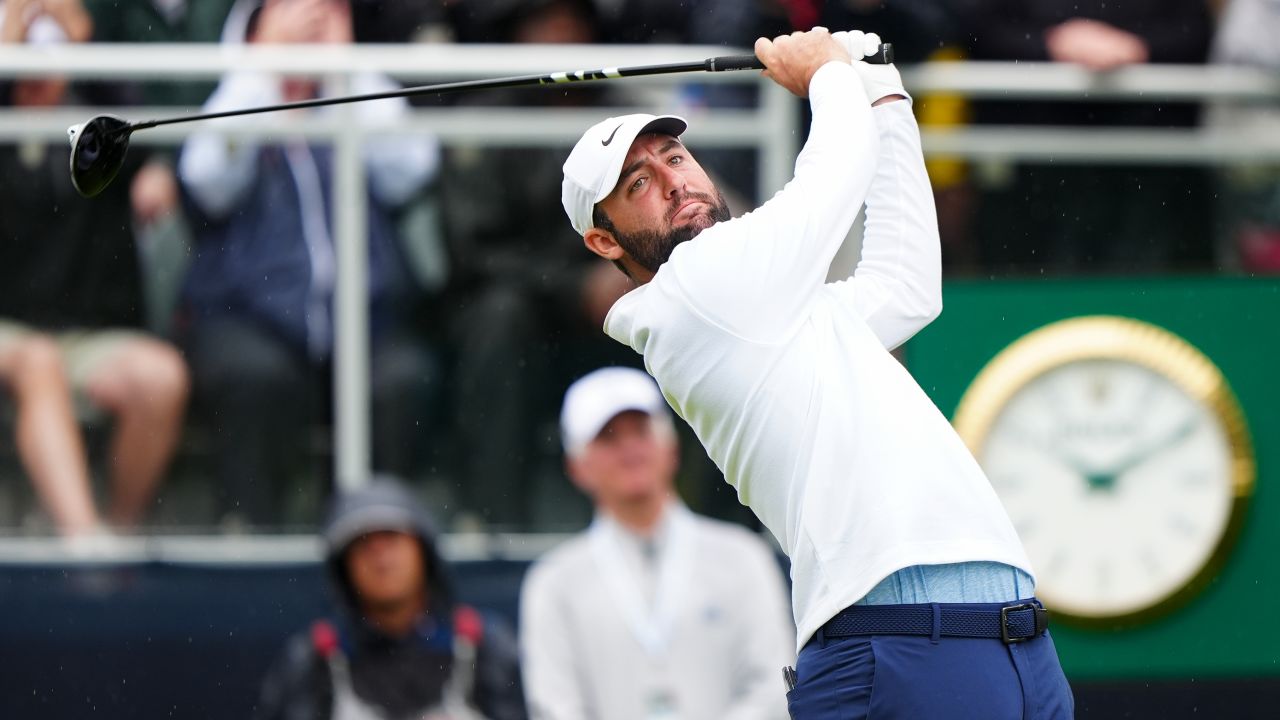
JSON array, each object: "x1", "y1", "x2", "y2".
[
  {"x1": 603, "y1": 62, "x2": 1033, "y2": 652},
  {"x1": 520, "y1": 503, "x2": 794, "y2": 720}
]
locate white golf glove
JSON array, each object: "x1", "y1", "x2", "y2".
[{"x1": 831, "y1": 30, "x2": 909, "y2": 105}]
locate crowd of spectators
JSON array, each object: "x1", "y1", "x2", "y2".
[{"x1": 0, "y1": 0, "x2": 1274, "y2": 541}]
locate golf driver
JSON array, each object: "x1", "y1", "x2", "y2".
[{"x1": 66, "y1": 44, "x2": 893, "y2": 198}]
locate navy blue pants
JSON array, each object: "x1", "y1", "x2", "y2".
[{"x1": 786, "y1": 603, "x2": 1075, "y2": 719}]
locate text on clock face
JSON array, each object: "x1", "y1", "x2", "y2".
[{"x1": 981, "y1": 360, "x2": 1234, "y2": 618}]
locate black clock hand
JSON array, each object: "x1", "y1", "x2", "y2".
[{"x1": 1005, "y1": 426, "x2": 1100, "y2": 477}]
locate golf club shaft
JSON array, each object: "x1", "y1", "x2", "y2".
[{"x1": 127, "y1": 45, "x2": 893, "y2": 132}]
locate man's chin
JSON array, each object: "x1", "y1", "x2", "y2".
[{"x1": 676, "y1": 213, "x2": 718, "y2": 235}]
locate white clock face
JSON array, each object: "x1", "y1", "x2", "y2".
[{"x1": 979, "y1": 359, "x2": 1235, "y2": 619}]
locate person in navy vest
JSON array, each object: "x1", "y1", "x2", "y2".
[{"x1": 177, "y1": 0, "x2": 442, "y2": 526}]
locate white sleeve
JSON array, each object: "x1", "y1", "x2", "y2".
[
  {"x1": 668, "y1": 61, "x2": 880, "y2": 343},
  {"x1": 178, "y1": 71, "x2": 280, "y2": 218},
  {"x1": 722, "y1": 537, "x2": 795, "y2": 720},
  {"x1": 519, "y1": 562, "x2": 590, "y2": 720},
  {"x1": 828, "y1": 100, "x2": 942, "y2": 349},
  {"x1": 346, "y1": 72, "x2": 440, "y2": 206}
]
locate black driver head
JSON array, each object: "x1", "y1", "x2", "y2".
[{"x1": 67, "y1": 114, "x2": 132, "y2": 198}]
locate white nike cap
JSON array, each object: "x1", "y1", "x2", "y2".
[
  {"x1": 561, "y1": 366, "x2": 670, "y2": 456},
  {"x1": 561, "y1": 113, "x2": 688, "y2": 236}
]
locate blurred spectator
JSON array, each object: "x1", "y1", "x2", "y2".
[
  {"x1": 447, "y1": 0, "x2": 609, "y2": 43},
  {"x1": 437, "y1": 0, "x2": 640, "y2": 530},
  {"x1": 450, "y1": 0, "x2": 766, "y2": 202},
  {"x1": 958, "y1": 0, "x2": 1214, "y2": 274},
  {"x1": 591, "y1": 0, "x2": 756, "y2": 46},
  {"x1": 349, "y1": 0, "x2": 451, "y2": 43},
  {"x1": 256, "y1": 477, "x2": 527, "y2": 720},
  {"x1": 520, "y1": 367, "x2": 793, "y2": 720},
  {"x1": 771, "y1": 0, "x2": 957, "y2": 62},
  {"x1": 83, "y1": 0, "x2": 240, "y2": 334},
  {"x1": 177, "y1": 0, "x2": 442, "y2": 528},
  {"x1": 596, "y1": 0, "x2": 767, "y2": 205},
  {"x1": 83, "y1": 0, "x2": 237, "y2": 106},
  {"x1": 0, "y1": 2, "x2": 189, "y2": 541},
  {"x1": 1208, "y1": 0, "x2": 1280, "y2": 273}
]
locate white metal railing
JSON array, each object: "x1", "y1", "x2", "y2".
[
  {"x1": 4, "y1": 42, "x2": 1279, "y2": 97},
  {"x1": 2, "y1": 43, "x2": 1279, "y2": 498},
  {"x1": 0, "y1": 532, "x2": 572, "y2": 564}
]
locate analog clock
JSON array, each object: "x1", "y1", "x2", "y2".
[{"x1": 953, "y1": 316, "x2": 1254, "y2": 625}]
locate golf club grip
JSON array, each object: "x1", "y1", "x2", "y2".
[{"x1": 707, "y1": 43, "x2": 894, "y2": 72}]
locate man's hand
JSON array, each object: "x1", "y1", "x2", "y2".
[
  {"x1": 754, "y1": 28, "x2": 851, "y2": 99},
  {"x1": 319, "y1": 0, "x2": 352, "y2": 45},
  {"x1": 832, "y1": 30, "x2": 908, "y2": 105},
  {"x1": 1045, "y1": 18, "x2": 1149, "y2": 71},
  {"x1": 36, "y1": 0, "x2": 92, "y2": 42},
  {"x1": 130, "y1": 160, "x2": 179, "y2": 227},
  {"x1": 1, "y1": 0, "x2": 39, "y2": 43}
]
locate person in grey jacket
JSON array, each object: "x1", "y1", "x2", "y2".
[{"x1": 520, "y1": 367, "x2": 793, "y2": 720}]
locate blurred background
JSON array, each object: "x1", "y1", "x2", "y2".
[{"x1": 0, "y1": 0, "x2": 1277, "y2": 717}]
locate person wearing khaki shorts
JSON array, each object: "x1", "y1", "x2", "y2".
[
  {"x1": 0, "y1": 321, "x2": 188, "y2": 544},
  {"x1": 0, "y1": 1, "x2": 190, "y2": 549}
]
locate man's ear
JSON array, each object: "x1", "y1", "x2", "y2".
[
  {"x1": 584, "y1": 227, "x2": 626, "y2": 261},
  {"x1": 565, "y1": 454, "x2": 596, "y2": 495}
]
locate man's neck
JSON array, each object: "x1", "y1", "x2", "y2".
[
  {"x1": 362, "y1": 591, "x2": 428, "y2": 639},
  {"x1": 605, "y1": 493, "x2": 671, "y2": 536}
]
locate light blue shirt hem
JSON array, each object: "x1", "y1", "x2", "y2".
[{"x1": 855, "y1": 562, "x2": 1035, "y2": 605}]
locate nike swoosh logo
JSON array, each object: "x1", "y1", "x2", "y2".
[{"x1": 601, "y1": 123, "x2": 623, "y2": 146}]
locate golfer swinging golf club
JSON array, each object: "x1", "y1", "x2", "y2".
[{"x1": 561, "y1": 28, "x2": 1074, "y2": 719}]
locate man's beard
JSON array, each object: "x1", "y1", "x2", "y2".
[{"x1": 610, "y1": 190, "x2": 731, "y2": 274}]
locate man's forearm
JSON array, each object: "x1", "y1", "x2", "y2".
[
  {"x1": 842, "y1": 100, "x2": 943, "y2": 349},
  {"x1": 873, "y1": 94, "x2": 908, "y2": 107}
]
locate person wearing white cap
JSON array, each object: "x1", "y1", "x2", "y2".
[
  {"x1": 519, "y1": 366, "x2": 793, "y2": 720},
  {"x1": 559, "y1": 28, "x2": 1072, "y2": 719}
]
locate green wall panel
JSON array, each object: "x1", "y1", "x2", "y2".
[{"x1": 905, "y1": 277, "x2": 1280, "y2": 680}]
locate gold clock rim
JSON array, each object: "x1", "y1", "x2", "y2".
[{"x1": 951, "y1": 315, "x2": 1255, "y2": 627}]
